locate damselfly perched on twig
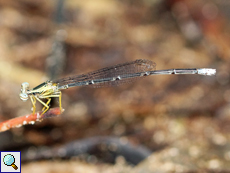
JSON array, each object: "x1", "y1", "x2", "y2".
[{"x1": 19, "y1": 59, "x2": 216, "y2": 114}]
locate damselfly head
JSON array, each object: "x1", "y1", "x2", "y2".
[{"x1": 19, "y1": 82, "x2": 29, "y2": 101}]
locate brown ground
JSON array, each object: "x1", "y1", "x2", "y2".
[{"x1": 0, "y1": 0, "x2": 229, "y2": 172}]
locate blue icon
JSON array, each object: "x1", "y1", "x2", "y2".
[{"x1": 3, "y1": 154, "x2": 18, "y2": 170}]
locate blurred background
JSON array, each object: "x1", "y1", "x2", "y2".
[{"x1": 0, "y1": 0, "x2": 229, "y2": 172}]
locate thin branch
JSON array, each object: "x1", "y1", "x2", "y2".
[{"x1": 0, "y1": 107, "x2": 64, "y2": 133}]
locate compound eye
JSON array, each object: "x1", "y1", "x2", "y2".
[
  {"x1": 21, "y1": 82, "x2": 29, "y2": 88},
  {"x1": 19, "y1": 93, "x2": 28, "y2": 101}
]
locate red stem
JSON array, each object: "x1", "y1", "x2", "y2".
[{"x1": 0, "y1": 108, "x2": 64, "y2": 132}]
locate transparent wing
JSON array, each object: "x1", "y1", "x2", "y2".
[{"x1": 53, "y1": 59, "x2": 156, "y2": 88}]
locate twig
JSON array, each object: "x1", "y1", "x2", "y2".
[{"x1": 0, "y1": 108, "x2": 64, "y2": 133}]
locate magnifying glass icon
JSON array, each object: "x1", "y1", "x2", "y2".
[{"x1": 3, "y1": 154, "x2": 18, "y2": 170}]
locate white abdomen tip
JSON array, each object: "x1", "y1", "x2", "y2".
[{"x1": 198, "y1": 68, "x2": 216, "y2": 76}]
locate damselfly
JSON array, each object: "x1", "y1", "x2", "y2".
[{"x1": 19, "y1": 59, "x2": 216, "y2": 114}]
